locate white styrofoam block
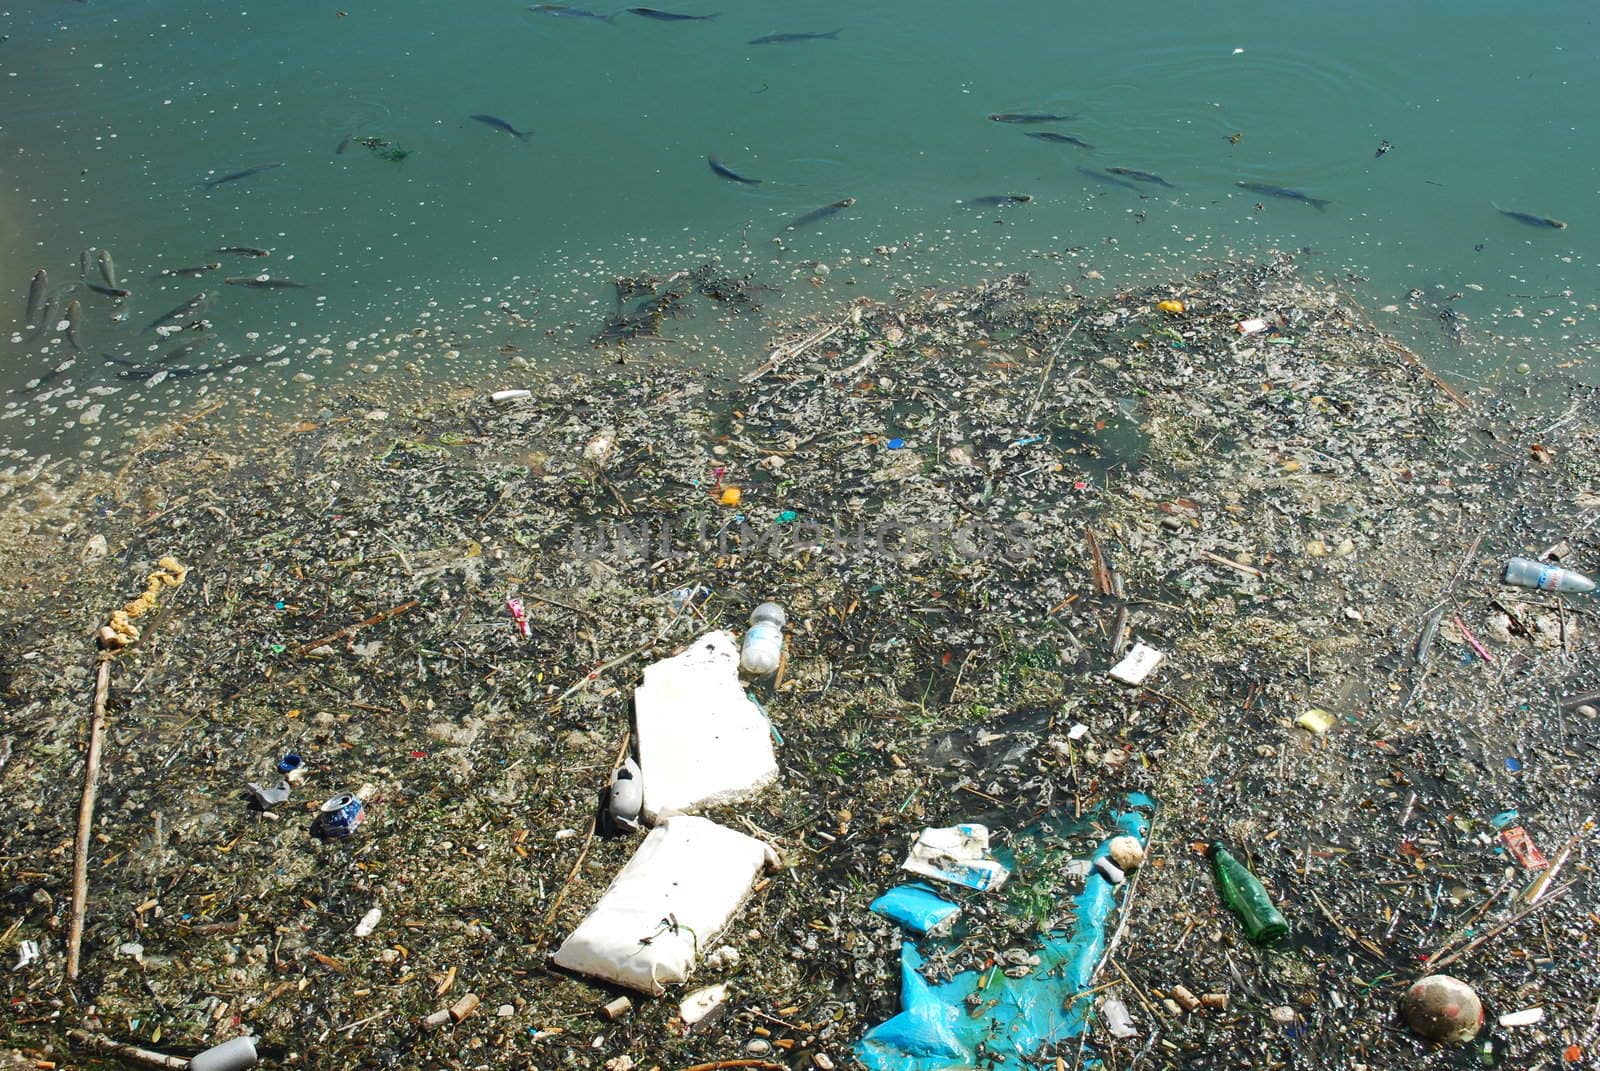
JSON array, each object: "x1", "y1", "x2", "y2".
[
  {"x1": 1108, "y1": 642, "x2": 1164, "y2": 686},
  {"x1": 551, "y1": 816, "x2": 775, "y2": 995},
  {"x1": 636, "y1": 630, "x2": 779, "y2": 822}
]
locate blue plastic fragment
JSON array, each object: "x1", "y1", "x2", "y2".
[
  {"x1": 1505, "y1": 757, "x2": 1523, "y2": 772},
  {"x1": 277, "y1": 753, "x2": 303, "y2": 774},
  {"x1": 856, "y1": 794, "x2": 1157, "y2": 1071},
  {"x1": 887, "y1": 438, "x2": 906, "y2": 450},
  {"x1": 870, "y1": 884, "x2": 961, "y2": 935},
  {"x1": 1490, "y1": 809, "x2": 1520, "y2": 830}
]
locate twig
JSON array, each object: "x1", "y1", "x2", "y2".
[
  {"x1": 740, "y1": 322, "x2": 843, "y2": 383},
  {"x1": 338, "y1": 1006, "x2": 393, "y2": 1034},
  {"x1": 541, "y1": 730, "x2": 632, "y2": 929},
  {"x1": 66, "y1": 655, "x2": 114, "y2": 982},
  {"x1": 555, "y1": 597, "x2": 693, "y2": 703},
  {"x1": 1094, "y1": 813, "x2": 1158, "y2": 982},
  {"x1": 296, "y1": 599, "x2": 419, "y2": 655},
  {"x1": 1195, "y1": 549, "x2": 1263, "y2": 578},
  {"x1": 1425, "y1": 877, "x2": 1513, "y2": 965},
  {"x1": 1085, "y1": 528, "x2": 1112, "y2": 596},
  {"x1": 1428, "y1": 881, "x2": 1575, "y2": 970},
  {"x1": 1380, "y1": 338, "x2": 1470, "y2": 409},
  {"x1": 1307, "y1": 888, "x2": 1386, "y2": 961},
  {"x1": 67, "y1": 1028, "x2": 188, "y2": 1069}
]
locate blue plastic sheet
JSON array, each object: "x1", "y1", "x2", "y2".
[
  {"x1": 870, "y1": 884, "x2": 961, "y2": 935},
  {"x1": 856, "y1": 794, "x2": 1156, "y2": 1071}
]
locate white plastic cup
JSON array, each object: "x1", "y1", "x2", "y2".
[{"x1": 189, "y1": 1035, "x2": 259, "y2": 1071}]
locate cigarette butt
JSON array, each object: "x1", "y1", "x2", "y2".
[
  {"x1": 1200, "y1": 992, "x2": 1229, "y2": 1010},
  {"x1": 1171, "y1": 985, "x2": 1201, "y2": 1013},
  {"x1": 601, "y1": 996, "x2": 633, "y2": 1021},
  {"x1": 449, "y1": 993, "x2": 480, "y2": 1022},
  {"x1": 422, "y1": 1008, "x2": 452, "y2": 1031}
]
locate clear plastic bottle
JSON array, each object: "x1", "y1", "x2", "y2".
[
  {"x1": 740, "y1": 602, "x2": 786, "y2": 675},
  {"x1": 1502, "y1": 557, "x2": 1596, "y2": 593}
]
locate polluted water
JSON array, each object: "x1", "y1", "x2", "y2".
[{"x1": 1, "y1": 0, "x2": 1599, "y2": 1069}]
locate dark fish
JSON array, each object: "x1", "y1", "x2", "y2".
[
  {"x1": 470, "y1": 114, "x2": 533, "y2": 140},
  {"x1": 165, "y1": 263, "x2": 223, "y2": 277},
  {"x1": 64, "y1": 300, "x2": 83, "y2": 350},
  {"x1": 86, "y1": 282, "x2": 132, "y2": 299},
  {"x1": 708, "y1": 156, "x2": 762, "y2": 185},
  {"x1": 206, "y1": 162, "x2": 284, "y2": 187},
  {"x1": 225, "y1": 275, "x2": 309, "y2": 289},
  {"x1": 162, "y1": 342, "x2": 199, "y2": 362},
  {"x1": 1028, "y1": 131, "x2": 1094, "y2": 149},
  {"x1": 79, "y1": 250, "x2": 92, "y2": 278},
  {"x1": 782, "y1": 196, "x2": 855, "y2": 231},
  {"x1": 748, "y1": 29, "x2": 840, "y2": 44},
  {"x1": 629, "y1": 7, "x2": 718, "y2": 18},
  {"x1": 217, "y1": 247, "x2": 271, "y2": 257},
  {"x1": 30, "y1": 297, "x2": 56, "y2": 339},
  {"x1": 531, "y1": 3, "x2": 616, "y2": 21},
  {"x1": 1078, "y1": 167, "x2": 1137, "y2": 191},
  {"x1": 336, "y1": 133, "x2": 354, "y2": 155},
  {"x1": 1494, "y1": 204, "x2": 1566, "y2": 229},
  {"x1": 961, "y1": 194, "x2": 1033, "y2": 206},
  {"x1": 1236, "y1": 181, "x2": 1330, "y2": 210},
  {"x1": 97, "y1": 249, "x2": 118, "y2": 288},
  {"x1": 114, "y1": 359, "x2": 200, "y2": 380},
  {"x1": 25, "y1": 269, "x2": 47, "y2": 322},
  {"x1": 147, "y1": 292, "x2": 209, "y2": 332},
  {"x1": 1106, "y1": 167, "x2": 1176, "y2": 189},
  {"x1": 989, "y1": 113, "x2": 1074, "y2": 124}
]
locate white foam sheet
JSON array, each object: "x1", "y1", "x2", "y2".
[
  {"x1": 635, "y1": 630, "x2": 778, "y2": 822},
  {"x1": 551, "y1": 816, "x2": 775, "y2": 995}
]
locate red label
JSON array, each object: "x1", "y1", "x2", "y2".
[{"x1": 1500, "y1": 826, "x2": 1549, "y2": 870}]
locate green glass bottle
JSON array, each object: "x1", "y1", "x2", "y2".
[{"x1": 1207, "y1": 842, "x2": 1288, "y2": 944}]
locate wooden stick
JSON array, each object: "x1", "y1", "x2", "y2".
[
  {"x1": 1381, "y1": 338, "x2": 1470, "y2": 410},
  {"x1": 740, "y1": 322, "x2": 843, "y2": 383},
  {"x1": 1429, "y1": 881, "x2": 1573, "y2": 970},
  {"x1": 540, "y1": 730, "x2": 632, "y2": 929},
  {"x1": 296, "y1": 599, "x2": 419, "y2": 655},
  {"x1": 67, "y1": 1028, "x2": 189, "y2": 1069},
  {"x1": 1195, "y1": 549, "x2": 1264, "y2": 578},
  {"x1": 66, "y1": 655, "x2": 114, "y2": 982},
  {"x1": 1085, "y1": 528, "x2": 1112, "y2": 596}
]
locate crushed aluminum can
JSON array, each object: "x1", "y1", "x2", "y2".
[
  {"x1": 506, "y1": 597, "x2": 531, "y2": 638},
  {"x1": 317, "y1": 793, "x2": 365, "y2": 838},
  {"x1": 1499, "y1": 825, "x2": 1548, "y2": 870}
]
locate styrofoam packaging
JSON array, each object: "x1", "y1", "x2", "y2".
[
  {"x1": 552, "y1": 815, "x2": 776, "y2": 994},
  {"x1": 636, "y1": 631, "x2": 778, "y2": 822},
  {"x1": 1108, "y1": 643, "x2": 1164, "y2": 687}
]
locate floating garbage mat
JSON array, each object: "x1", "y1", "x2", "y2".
[{"x1": 3, "y1": 256, "x2": 1600, "y2": 1069}]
